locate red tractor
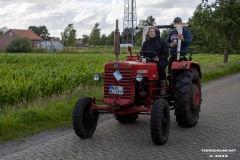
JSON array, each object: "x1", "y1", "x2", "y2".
[{"x1": 72, "y1": 22, "x2": 202, "y2": 145}]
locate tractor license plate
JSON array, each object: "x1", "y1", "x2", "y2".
[{"x1": 109, "y1": 86, "x2": 123, "y2": 95}]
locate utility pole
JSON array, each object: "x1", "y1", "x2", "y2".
[{"x1": 123, "y1": 0, "x2": 137, "y2": 46}]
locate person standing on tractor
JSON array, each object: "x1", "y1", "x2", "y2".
[
  {"x1": 141, "y1": 27, "x2": 169, "y2": 95},
  {"x1": 167, "y1": 17, "x2": 192, "y2": 70}
]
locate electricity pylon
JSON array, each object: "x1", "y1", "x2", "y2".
[{"x1": 122, "y1": 0, "x2": 137, "y2": 45}]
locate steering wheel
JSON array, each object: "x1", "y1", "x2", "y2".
[{"x1": 138, "y1": 50, "x2": 158, "y2": 61}]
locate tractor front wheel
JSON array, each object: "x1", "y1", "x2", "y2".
[
  {"x1": 73, "y1": 97, "x2": 99, "y2": 138},
  {"x1": 150, "y1": 98, "x2": 170, "y2": 145}
]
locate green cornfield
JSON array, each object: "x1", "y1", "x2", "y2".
[
  {"x1": 0, "y1": 53, "x2": 120, "y2": 107},
  {"x1": 0, "y1": 52, "x2": 240, "y2": 108}
]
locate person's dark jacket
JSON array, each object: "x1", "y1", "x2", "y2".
[{"x1": 141, "y1": 31, "x2": 169, "y2": 60}]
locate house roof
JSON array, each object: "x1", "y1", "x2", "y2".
[
  {"x1": 75, "y1": 38, "x2": 82, "y2": 45},
  {"x1": 10, "y1": 29, "x2": 43, "y2": 40}
]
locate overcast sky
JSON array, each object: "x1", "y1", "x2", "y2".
[{"x1": 0, "y1": 0, "x2": 214, "y2": 38}]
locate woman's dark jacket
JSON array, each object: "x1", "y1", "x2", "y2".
[{"x1": 141, "y1": 34, "x2": 169, "y2": 60}]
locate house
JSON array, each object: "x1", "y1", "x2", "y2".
[
  {"x1": 40, "y1": 37, "x2": 64, "y2": 52},
  {"x1": 0, "y1": 29, "x2": 43, "y2": 52},
  {"x1": 75, "y1": 38, "x2": 83, "y2": 47}
]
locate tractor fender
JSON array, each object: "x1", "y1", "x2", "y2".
[{"x1": 171, "y1": 61, "x2": 202, "y2": 78}]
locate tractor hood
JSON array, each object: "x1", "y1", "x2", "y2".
[{"x1": 105, "y1": 61, "x2": 158, "y2": 80}]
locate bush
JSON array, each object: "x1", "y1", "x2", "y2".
[{"x1": 6, "y1": 37, "x2": 32, "y2": 53}]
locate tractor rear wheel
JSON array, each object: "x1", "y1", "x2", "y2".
[
  {"x1": 73, "y1": 97, "x2": 99, "y2": 138},
  {"x1": 116, "y1": 113, "x2": 138, "y2": 123},
  {"x1": 174, "y1": 68, "x2": 201, "y2": 127},
  {"x1": 150, "y1": 98, "x2": 170, "y2": 145}
]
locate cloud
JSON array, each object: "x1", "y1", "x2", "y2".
[{"x1": 0, "y1": 0, "x2": 203, "y2": 38}]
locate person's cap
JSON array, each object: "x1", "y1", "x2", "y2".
[{"x1": 173, "y1": 17, "x2": 182, "y2": 22}]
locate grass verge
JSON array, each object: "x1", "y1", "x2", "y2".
[
  {"x1": 0, "y1": 85, "x2": 103, "y2": 143},
  {"x1": 201, "y1": 61, "x2": 240, "y2": 83}
]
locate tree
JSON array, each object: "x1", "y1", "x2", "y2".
[
  {"x1": 144, "y1": 15, "x2": 156, "y2": 26},
  {"x1": 89, "y1": 23, "x2": 101, "y2": 45},
  {"x1": 199, "y1": 0, "x2": 240, "y2": 63},
  {"x1": 135, "y1": 15, "x2": 157, "y2": 46},
  {"x1": 106, "y1": 31, "x2": 114, "y2": 45},
  {"x1": 100, "y1": 34, "x2": 107, "y2": 45},
  {"x1": 82, "y1": 34, "x2": 89, "y2": 46},
  {"x1": 188, "y1": 5, "x2": 213, "y2": 52},
  {"x1": 61, "y1": 24, "x2": 77, "y2": 47},
  {"x1": 68, "y1": 27, "x2": 76, "y2": 47},
  {"x1": 0, "y1": 26, "x2": 8, "y2": 37},
  {"x1": 28, "y1": 26, "x2": 50, "y2": 40},
  {"x1": 134, "y1": 28, "x2": 143, "y2": 46},
  {"x1": 122, "y1": 27, "x2": 133, "y2": 44},
  {"x1": 6, "y1": 37, "x2": 32, "y2": 53},
  {"x1": 160, "y1": 29, "x2": 171, "y2": 41}
]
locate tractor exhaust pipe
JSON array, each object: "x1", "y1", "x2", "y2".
[{"x1": 114, "y1": 19, "x2": 120, "y2": 61}]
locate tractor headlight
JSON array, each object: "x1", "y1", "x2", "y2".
[
  {"x1": 93, "y1": 73, "x2": 100, "y2": 81},
  {"x1": 135, "y1": 74, "x2": 143, "y2": 82}
]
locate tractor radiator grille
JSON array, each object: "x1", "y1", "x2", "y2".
[{"x1": 104, "y1": 69, "x2": 132, "y2": 99}]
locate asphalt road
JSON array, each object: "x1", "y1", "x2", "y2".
[{"x1": 0, "y1": 73, "x2": 240, "y2": 160}]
